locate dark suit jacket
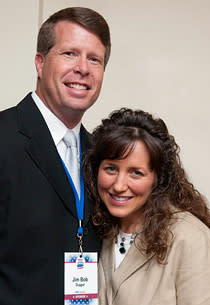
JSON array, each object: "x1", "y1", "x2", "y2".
[{"x1": 0, "y1": 93, "x2": 101, "y2": 305}]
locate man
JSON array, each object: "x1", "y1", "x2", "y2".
[{"x1": 0, "y1": 7, "x2": 111, "y2": 305}]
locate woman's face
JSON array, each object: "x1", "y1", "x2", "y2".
[{"x1": 97, "y1": 140, "x2": 155, "y2": 233}]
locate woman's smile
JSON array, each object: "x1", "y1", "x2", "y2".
[{"x1": 97, "y1": 140, "x2": 155, "y2": 232}]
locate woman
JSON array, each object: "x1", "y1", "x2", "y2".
[{"x1": 84, "y1": 108, "x2": 210, "y2": 305}]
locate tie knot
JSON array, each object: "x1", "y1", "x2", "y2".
[{"x1": 63, "y1": 130, "x2": 77, "y2": 148}]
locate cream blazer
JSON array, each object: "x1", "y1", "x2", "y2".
[{"x1": 98, "y1": 212, "x2": 210, "y2": 305}]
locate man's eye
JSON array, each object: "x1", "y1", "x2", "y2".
[
  {"x1": 89, "y1": 57, "x2": 100, "y2": 63},
  {"x1": 64, "y1": 52, "x2": 74, "y2": 56}
]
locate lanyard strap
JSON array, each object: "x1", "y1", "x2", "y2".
[{"x1": 61, "y1": 132, "x2": 85, "y2": 244}]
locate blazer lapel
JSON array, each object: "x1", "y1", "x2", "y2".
[
  {"x1": 100, "y1": 239, "x2": 115, "y2": 303},
  {"x1": 101, "y1": 238, "x2": 155, "y2": 302},
  {"x1": 17, "y1": 93, "x2": 78, "y2": 217}
]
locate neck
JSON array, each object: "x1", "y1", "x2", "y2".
[
  {"x1": 35, "y1": 88, "x2": 83, "y2": 129},
  {"x1": 120, "y1": 217, "x2": 143, "y2": 234},
  {"x1": 58, "y1": 112, "x2": 82, "y2": 129},
  {"x1": 120, "y1": 223, "x2": 142, "y2": 234}
]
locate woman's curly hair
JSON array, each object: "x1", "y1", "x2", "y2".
[{"x1": 83, "y1": 108, "x2": 210, "y2": 263}]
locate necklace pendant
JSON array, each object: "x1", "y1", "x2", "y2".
[
  {"x1": 119, "y1": 246, "x2": 126, "y2": 254},
  {"x1": 118, "y1": 230, "x2": 140, "y2": 255}
]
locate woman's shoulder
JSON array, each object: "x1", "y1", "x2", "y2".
[{"x1": 170, "y1": 211, "x2": 210, "y2": 244}]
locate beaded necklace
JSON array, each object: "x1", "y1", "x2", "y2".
[{"x1": 117, "y1": 230, "x2": 140, "y2": 254}]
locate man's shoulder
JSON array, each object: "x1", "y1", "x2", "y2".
[
  {"x1": 0, "y1": 93, "x2": 35, "y2": 142},
  {"x1": 0, "y1": 104, "x2": 17, "y2": 129},
  {"x1": 0, "y1": 93, "x2": 33, "y2": 123}
]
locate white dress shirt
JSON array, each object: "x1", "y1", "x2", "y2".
[{"x1": 31, "y1": 91, "x2": 81, "y2": 183}]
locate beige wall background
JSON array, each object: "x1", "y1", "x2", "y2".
[
  {"x1": 0, "y1": 0, "x2": 39, "y2": 104},
  {"x1": 1, "y1": 0, "x2": 210, "y2": 202}
]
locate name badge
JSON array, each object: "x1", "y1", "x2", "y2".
[{"x1": 64, "y1": 252, "x2": 98, "y2": 304}]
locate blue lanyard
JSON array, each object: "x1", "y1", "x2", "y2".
[{"x1": 61, "y1": 132, "x2": 84, "y2": 236}]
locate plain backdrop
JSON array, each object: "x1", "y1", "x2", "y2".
[{"x1": 1, "y1": 0, "x2": 210, "y2": 202}]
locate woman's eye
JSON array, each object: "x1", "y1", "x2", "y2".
[
  {"x1": 133, "y1": 170, "x2": 143, "y2": 177},
  {"x1": 105, "y1": 166, "x2": 116, "y2": 173}
]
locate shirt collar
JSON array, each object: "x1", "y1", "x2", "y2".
[{"x1": 31, "y1": 91, "x2": 81, "y2": 146}]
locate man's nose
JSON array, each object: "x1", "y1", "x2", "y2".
[
  {"x1": 73, "y1": 56, "x2": 89, "y2": 76},
  {"x1": 112, "y1": 173, "x2": 128, "y2": 193}
]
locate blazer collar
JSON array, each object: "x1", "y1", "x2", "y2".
[
  {"x1": 101, "y1": 237, "x2": 155, "y2": 301},
  {"x1": 16, "y1": 93, "x2": 91, "y2": 223}
]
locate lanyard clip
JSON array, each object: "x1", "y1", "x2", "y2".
[
  {"x1": 77, "y1": 220, "x2": 83, "y2": 256},
  {"x1": 77, "y1": 234, "x2": 83, "y2": 256}
]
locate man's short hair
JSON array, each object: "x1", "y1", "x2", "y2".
[{"x1": 37, "y1": 7, "x2": 111, "y2": 67}]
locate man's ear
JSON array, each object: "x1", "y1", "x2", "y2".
[{"x1": 35, "y1": 52, "x2": 45, "y2": 79}]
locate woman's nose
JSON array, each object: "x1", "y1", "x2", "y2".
[{"x1": 112, "y1": 174, "x2": 128, "y2": 193}]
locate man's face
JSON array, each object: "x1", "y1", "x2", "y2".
[{"x1": 35, "y1": 21, "x2": 105, "y2": 127}]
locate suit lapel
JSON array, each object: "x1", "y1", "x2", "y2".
[
  {"x1": 16, "y1": 93, "x2": 88, "y2": 218},
  {"x1": 101, "y1": 238, "x2": 155, "y2": 302},
  {"x1": 80, "y1": 125, "x2": 91, "y2": 226}
]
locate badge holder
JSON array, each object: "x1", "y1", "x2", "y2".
[
  {"x1": 64, "y1": 236, "x2": 98, "y2": 304},
  {"x1": 62, "y1": 135, "x2": 98, "y2": 304}
]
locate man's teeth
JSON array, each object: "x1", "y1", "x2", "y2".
[
  {"x1": 111, "y1": 195, "x2": 131, "y2": 201},
  {"x1": 69, "y1": 83, "x2": 87, "y2": 90}
]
